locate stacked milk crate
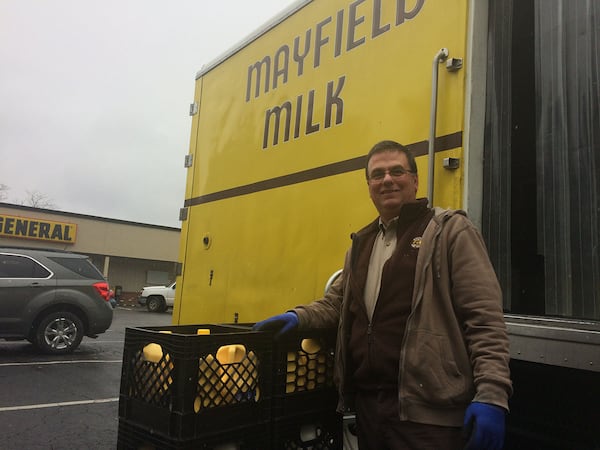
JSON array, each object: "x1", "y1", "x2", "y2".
[
  {"x1": 269, "y1": 328, "x2": 343, "y2": 449},
  {"x1": 117, "y1": 324, "x2": 272, "y2": 449},
  {"x1": 117, "y1": 325, "x2": 342, "y2": 449}
]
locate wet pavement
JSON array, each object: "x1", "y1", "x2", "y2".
[{"x1": 0, "y1": 305, "x2": 172, "y2": 450}]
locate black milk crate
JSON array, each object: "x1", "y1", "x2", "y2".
[
  {"x1": 119, "y1": 324, "x2": 272, "y2": 440},
  {"x1": 272, "y1": 328, "x2": 338, "y2": 417},
  {"x1": 117, "y1": 417, "x2": 270, "y2": 450},
  {"x1": 271, "y1": 409, "x2": 343, "y2": 450}
]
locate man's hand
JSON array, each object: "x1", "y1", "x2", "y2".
[
  {"x1": 463, "y1": 402, "x2": 506, "y2": 450},
  {"x1": 252, "y1": 312, "x2": 299, "y2": 337}
]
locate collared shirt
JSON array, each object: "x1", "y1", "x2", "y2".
[{"x1": 363, "y1": 217, "x2": 398, "y2": 320}]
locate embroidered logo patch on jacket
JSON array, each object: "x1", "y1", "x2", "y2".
[{"x1": 411, "y1": 237, "x2": 422, "y2": 249}]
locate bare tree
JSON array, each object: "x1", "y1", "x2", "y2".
[
  {"x1": 0, "y1": 184, "x2": 8, "y2": 201},
  {"x1": 0, "y1": 186, "x2": 57, "y2": 208},
  {"x1": 22, "y1": 190, "x2": 57, "y2": 209}
]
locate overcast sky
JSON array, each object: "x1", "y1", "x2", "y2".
[{"x1": 0, "y1": 0, "x2": 297, "y2": 228}]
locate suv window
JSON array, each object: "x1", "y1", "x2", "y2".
[
  {"x1": 0, "y1": 254, "x2": 52, "y2": 278},
  {"x1": 48, "y1": 256, "x2": 104, "y2": 279}
]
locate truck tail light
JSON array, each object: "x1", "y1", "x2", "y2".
[{"x1": 93, "y1": 282, "x2": 110, "y2": 301}]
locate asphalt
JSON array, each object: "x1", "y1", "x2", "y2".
[{"x1": 0, "y1": 306, "x2": 172, "y2": 450}]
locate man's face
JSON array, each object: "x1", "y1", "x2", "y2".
[{"x1": 367, "y1": 150, "x2": 418, "y2": 223}]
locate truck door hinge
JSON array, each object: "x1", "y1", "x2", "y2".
[
  {"x1": 446, "y1": 58, "x2": 463, "y2": 72},
  {"x1": 189, "y1": 102, "x2": 199, "y2": 116},
  {"x1": 179, "y1": 207, "x2": 188, "y2": 222},
  {"x1": 443, "y1": 157, "x2": 460, "y2": 169},
  {"x1": 184, "y1": 154, "x2": 194, "y2": 168}
]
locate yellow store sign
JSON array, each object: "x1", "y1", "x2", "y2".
[{"x1": 0, "y1": 214, "x2": 77, "y2": 244}]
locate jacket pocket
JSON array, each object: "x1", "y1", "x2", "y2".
[{"x1": 402, "y1": 329, "x2": 471, "y2": 406}]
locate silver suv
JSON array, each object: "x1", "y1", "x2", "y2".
[{"x1": 0, "y1": 247, "x2": 114, "y2": 354}]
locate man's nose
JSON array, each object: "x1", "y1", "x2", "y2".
[{"x1": 382, "y1": 172, "x2": 394, "y2": 182}]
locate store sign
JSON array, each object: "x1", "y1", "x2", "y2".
[{"x1": 0, "y1": 214, "x2": 77, "y2": 244}]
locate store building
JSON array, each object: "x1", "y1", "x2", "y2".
[{"x1": 0, "y1": 202, "x2": 180, "y2": 301}]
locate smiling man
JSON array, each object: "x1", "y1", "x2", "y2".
[
  {"x1": 255, "y1": 140, "x2": 512, "y2": 450},
  {"x1": 365, "y1": 142, "x2": 419, "y2": 224}
]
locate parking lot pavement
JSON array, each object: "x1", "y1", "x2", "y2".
[{"x1": 0, "y1": 306, "x2": 172, "y2": 450}]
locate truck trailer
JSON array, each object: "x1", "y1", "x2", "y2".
[{"x1": 174, "y1": 0, "x2": 600, "y2": 447}]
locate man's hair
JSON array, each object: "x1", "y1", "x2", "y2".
[{"x1": 365, "y1": 140, "x2": 418, "y2": 179}]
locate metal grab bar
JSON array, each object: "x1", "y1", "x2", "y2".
[{"x1": 427, "y1": 48, "x2": 449, "y2": 207}]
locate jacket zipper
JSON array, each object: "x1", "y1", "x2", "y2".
[
  {"x1": 397, "y1": 212, "x2": 446, "y2": 420},
  {"x1": 367, "y1": 322, "x2": 374, "y2": 371}
]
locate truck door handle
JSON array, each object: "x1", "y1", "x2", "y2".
[{"x1": 427, "y1": 48, "x2": 449, "y2": 207}]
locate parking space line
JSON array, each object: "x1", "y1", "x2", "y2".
[
  {"x1": 0, "y1": 398, "x2": 119, "y2": 412},
  {"x1": 0, "y1": 360, "x2": 121, "y2": 367}
]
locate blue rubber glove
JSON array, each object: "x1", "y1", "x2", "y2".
[
  {"x1": 463, "y1": 402, "x2": 506, "y2": 450},
  {"x1": 253, "y1": 312, "x2": 299, "y2": 337}
]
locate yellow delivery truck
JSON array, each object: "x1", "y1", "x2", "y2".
[{"x1": 173, "y1": 0, "x2": 600, "y2": 447}]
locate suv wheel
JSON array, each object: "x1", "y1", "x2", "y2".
[
  {"x1": 147, "y1": 296, "x2": 165, "y2": 312},
  {"x1": 35, "y1": 311, "x2": 84, "y2": 354}
]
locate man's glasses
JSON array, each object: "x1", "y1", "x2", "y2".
[{"x1": 368, "y1": 166, "x2": 415, "y2": 182}]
